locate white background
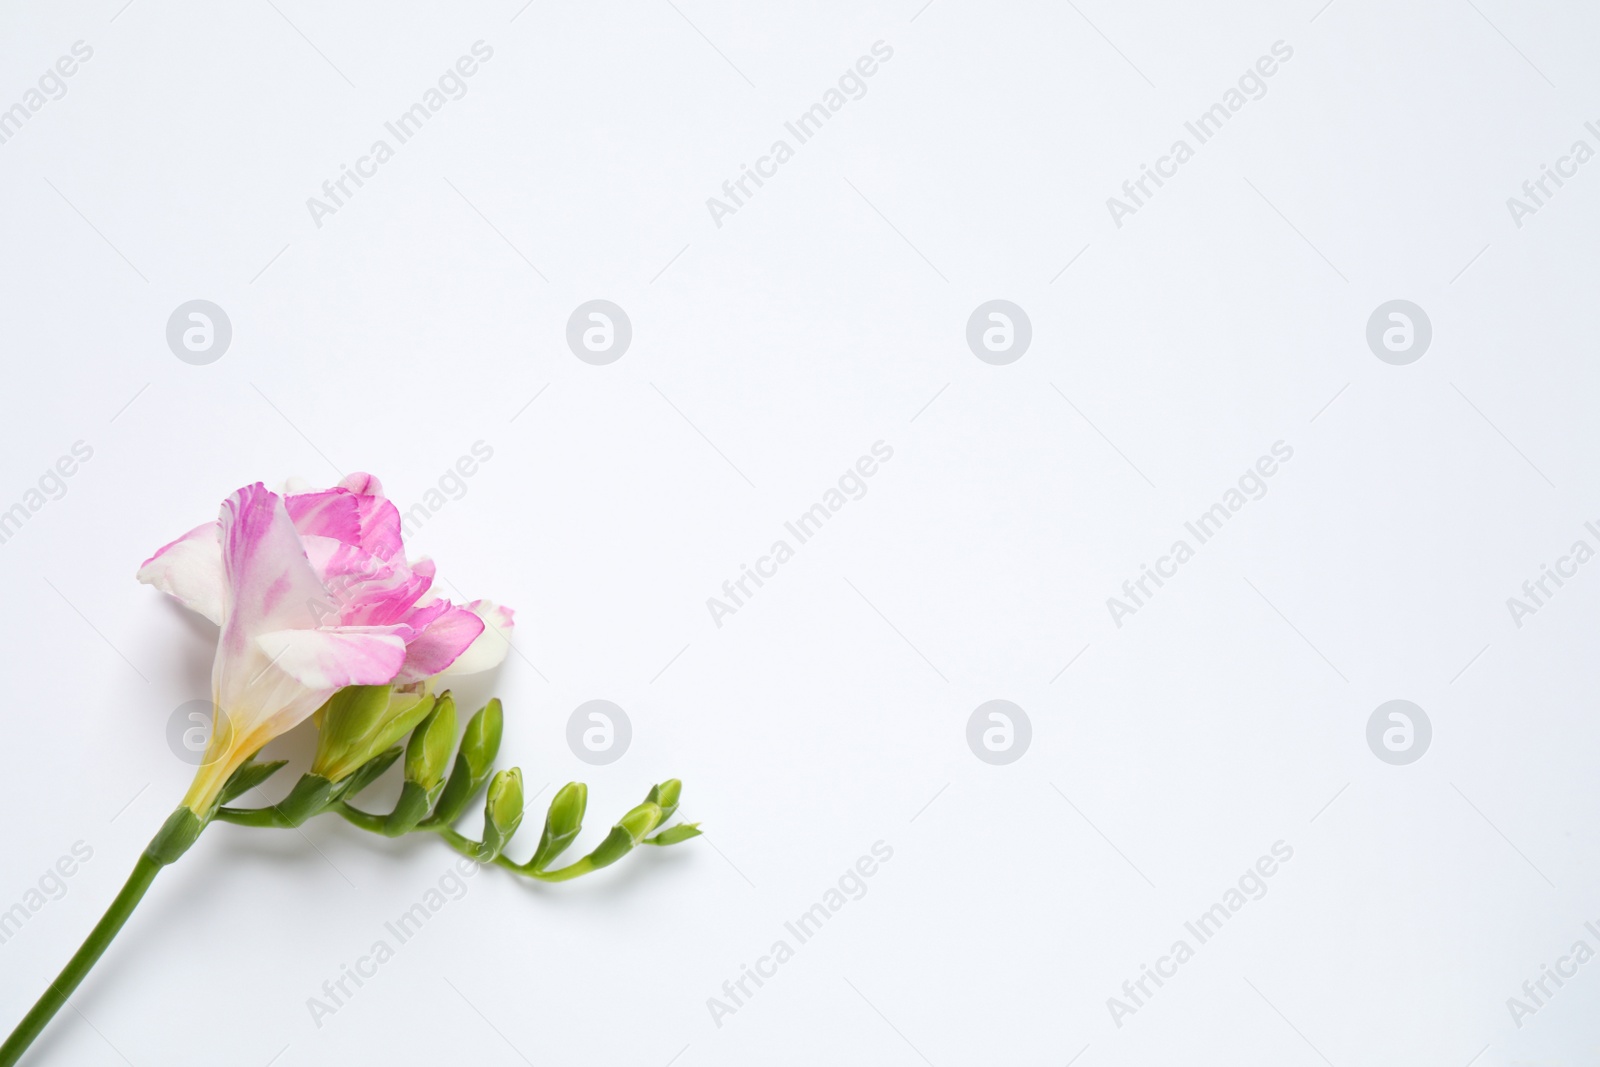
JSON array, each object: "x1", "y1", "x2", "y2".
[{"x1": 2, "y1": 1, "x2": 1599, "y2": 1064}]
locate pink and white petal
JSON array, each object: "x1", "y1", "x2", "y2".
[
  {"x1": 333, "y1": 473, "x2": 403, "y2": 559},
  {"x1": 254, "y1": 628, "x2": 409, "y2": 689},
  {"x1": 354, "y1": 497, "x2": 404, "y2": 561},
  {"x1": 286, "y1": 487, "x2": 404, "y2": 562},
  {"x1": 285, "y1": 490, "x2": 364, "y2": 548},
  {"x1": 217, "y1": 484, "x2": 330, "y2": 648},
  {"x1": 392, "y1": 605, "x2": 486, "y2": 684},
  {"x1": 300, "y1": 533, "x2": 386, "y2": 588},
  {"x1": 398, "y1": 596, "x2": 452, "y2": 634},
  {"x1": 338, "y1": 472, "x2": 385, "y2": 497},
  {"x1": 300, "y1": 534, "x2": 435, "y2": 627},
  {"x1": 136, "y1": 521, "x2": 225, "y2": 624},
  {"x1": 439, "y1": 600, "x2": 515, "y2": 677}
]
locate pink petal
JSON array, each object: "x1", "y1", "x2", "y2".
[
  {"x1": 299, "y1": 535, "x2": 435, "y2": 627},
  {"x1": 217, "y1": 483, "x2": 330, "y2": 652},
  {"x1": 392, "y1": 605, "x2": 486, "y2": 684},
  {"x1": 439, "y1": 600, "x2": 515, "y2": 677},
  {"x1": 254, "y1": 628, "x2": 409, "y2": 689},
  {"x1": 339, "y1": 472, "x2": 384, "y2": 496},
  {"x1": 285, "y1": 486, "x2": 403, "y2": 562},
  {"x1": 136, "y1": 521, "x2": 225, "y2": 624}
]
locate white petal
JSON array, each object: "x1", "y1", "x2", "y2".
[
  {"x1": 254, "y1": 628, "x2": 409, "y2": 690},
  {"x1": 440, "y1": 600, "x2": 516, "y2": 676},
  {"x1": 136, "y1": 522, "x2": 225, "y2": 625}
]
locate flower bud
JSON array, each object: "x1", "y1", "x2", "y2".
[
  {"x1": 383, "y1": 696, "x2": 460, "y2": 836},
  {"x1": 477, "y1": 768, "x2": 525, "y2": 861},
  {"x1": 459, "y1": 698, "x2": 503, "y2": 779},
  {"x1": 528, "y1": 782, "x2": 587, "y2": 871},
  {"x1": 311, "y1": 685, "x2": 436, "y2": 783},
  {"x1": 428, "y1": 699, "x2": 502, "y2": 827},
  {"x1": 586, "y1": 801, "x2": 662, "y2": 870},
  {"x1": 647, "y1": 779, "x2": 682, "y2": 825},
  {"x1": 404, "y1": 693, "x2": 458, "y2": 792}
]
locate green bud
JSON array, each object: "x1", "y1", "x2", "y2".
[
  {"x1": 427, "y1": 700, "x2": 504, "y2": 828},
  {"x1": 586, "y1": 801, "x2": 662, "y2": 870},
  {"x1": 477, "y1": 768, "x2": 525, "y2": 861},
  {"x1": 404, "y1": 693, "x2": 458, "y2": 792},
  {"x1": 528, "y1": 782, "x2": 587, "y2": 871},
  {"x1": 646, "y1": 779, "x2": 682, "y2": 825},
  {"x1": 459, "y1": 698, "x2": 503, "y2": 779},
  {"x1": 311, "y1": 685, "x2": 436, "y2": 783},
  {"x1": 618, "y1": 801, "x2": 662, "y2": 842}
]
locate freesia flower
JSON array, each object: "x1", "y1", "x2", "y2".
[
  {"x1": 0, "y1": 471, "x2": 697, "y2": 1067},
  {"x1": 136, "y1": 474, "x2": 513, "y2": 815}
]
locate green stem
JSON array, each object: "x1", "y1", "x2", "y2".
[
  {"x1": 332, "y1": 803, "x2": 386, "y2": 834},
  {"x1": 213, "y1": 806, "x2": 291, "y2": 828},
  {"x1": 0, "y1": 854, "x2": 162, "y2": 1066},
  {"x1": 332, "y1": 802, "x2": 603, "y2": 882},
  {"x1": 433, "y1": 827, "x2": 596, "y2": 882},
  {"x1": 1, "y1": 808, "x2": 201, "y2": 1067}
]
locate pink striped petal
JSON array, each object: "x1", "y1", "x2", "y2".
[
  {"x1": 254, "y1": 628, "x2": 409, "y2": 689},
  {"x1": 393, "y1": 605, "x2": 486, "y2": 684},
  {"x1": 339, "y1": 472, "x2": 384, "y2": 496},
  {"x1": 215, "y1": 484, "x2": 329, "y2": 668},
  {"x1": 285, "y1": 485, "x2": 403, "y2": 562},
  {"x1": 440, "y1": 600, "x2": 516, "y2": 677}
]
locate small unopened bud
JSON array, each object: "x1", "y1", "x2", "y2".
[
  {"x1": 587, "y1": 801, "x2": 662, "y2": 870},
  {"x1": 528, "y1": 782, "x2": 587, "y2": 871},
  {"x1": 404, "y1": 694, "x2": 458, "y2": 792},
  {"x1": 385, "y1": 696, "x2": 460, "y2": 836},
  {"x1": 428, "y1": 699, "x2": 503, "y2": 828},
  {"x1": 459, "y1": 698, "x2": 503, "y2": 780},
  {"x1": 647, "y1": 779, "x2": 682, "y2": 824},
  {"x1": 478, "y1": 768, "x2": 525, "y2": 861},
  {"x1": 311, "y1": 685, "x2": 435, "y2": 783}
]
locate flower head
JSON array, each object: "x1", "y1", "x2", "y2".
[{"x1": 137, "y1": 474, "x2": 513, "y2": 814}]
